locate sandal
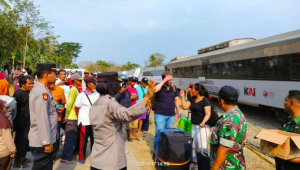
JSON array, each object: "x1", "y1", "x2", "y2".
[
  {"x1": 190, "y1": 163, "x2": 198, "y2": 169},
  {"x1": 60, "y1": 159, "x2": 74, "y2": 164},
  {"x1": 133, "y1": 137, "x2": 140, "y2": 141}
]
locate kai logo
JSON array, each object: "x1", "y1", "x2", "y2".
[{"x1": 244, "y1": 87, "x2": 256, "y2": 97}]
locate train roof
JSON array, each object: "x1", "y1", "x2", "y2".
[
  {"x1": 197, "y1": 38, "x2": 256, "y2": 54},
  {"x1": 167, "y1": 29, "x2": 300, "y2": 65},
  {"x1": 143, "y1": 66, "x2": 165, "y2": 71}
]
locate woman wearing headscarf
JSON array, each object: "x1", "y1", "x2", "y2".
[
  {"x1": 0, "y1": 72, "x2": 9, "y2": 96},
  {"x1": 0, "y1": 99, "x2": 17, "y2": 170},
  {"x1": 89, "y1": 72, "x2": 155, "y2": 170}
]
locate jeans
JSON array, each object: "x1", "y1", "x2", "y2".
[
  {"x1": 61, "y1": 120, "x2": 78, "y2": 161},
  {"x1": 152, "y1": 114, "x2": 175, "y2": 152}
]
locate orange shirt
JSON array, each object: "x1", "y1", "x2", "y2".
[
  {"x1": 51, "y1": 85, "x2": 66, "y2": 121},
  {"x1": 0, "y1": 79, "x2": 10, "y2": 96}
]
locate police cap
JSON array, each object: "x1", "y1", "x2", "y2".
[
  {"x1": 218, "y1": 85, "x2": 239, "y2": 101},
  {"x1": 97, "y1": 72, "x2": 118, "y2": 82},
  {"x1": 37, "y1": 63, "x2": 56, "y2": 72}
]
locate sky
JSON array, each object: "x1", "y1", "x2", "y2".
[{"x1": 31, "y1": 0, "x2": 300, "y2": 68}]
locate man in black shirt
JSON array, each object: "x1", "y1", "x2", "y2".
[{"x1": 13, "y1": 75, "x2": 34, "y2": 168}]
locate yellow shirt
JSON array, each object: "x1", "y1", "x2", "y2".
[{"x1": 66, "y1": 87, "x2": 79, "y2": 120}]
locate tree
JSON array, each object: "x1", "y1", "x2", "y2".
[
  {"x1": 121, "y1": 61, "x2": 140, "y2": 71},
  {"x1": 0, "y1": 9, "x2": 23, "y2": 68},
  {"x1": 0, "y1": 0, "x2": 11, "y2": 10},
  {"x1": 146, "y1": 52, "x2": 166, "y2": 68},
  {"x1": 12, "y1": 0, "x2": 53, "y2": 69},
  {"x1": 57, "y1": 42, "x2": 82, "y2": 68},
  {"x1": 96, "y1": 60, "x2": 111, "y2": 72}
]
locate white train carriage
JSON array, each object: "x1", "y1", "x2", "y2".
[
  {"x1": 141, "y1": 66, "x2": 165, "y2": 83},
  {"x1": 165, "y1": 29, "x2": 300, "y2": 119},
  {"x1": 118, "y1": 68, "x2": 143, "y2": 80}
]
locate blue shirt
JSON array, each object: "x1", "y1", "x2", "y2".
[
  {"x1": 154, "y1": 85, "x2": 179, "y2": 116},
  {"x1": 136, "y1": 85, "x2": 148, "y2": 103},
  {"x1": 114, "y1": 89, "x2": 131, "y2": 108}
]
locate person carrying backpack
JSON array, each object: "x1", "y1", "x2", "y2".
[
  {"x1": 180, "y1": 83, "x2": 211, "y2": 170},
  {"x1": 151, "y1": 72, "x2": 180, "y2": 160}
]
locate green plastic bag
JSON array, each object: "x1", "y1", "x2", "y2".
[
  {"x1": 186, "y1": 119, "x2": 192, "y2": 134},
  {"x1": 177, "y1": 117, "x2": 187, "y2": 131}
]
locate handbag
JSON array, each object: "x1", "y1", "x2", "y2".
[{"x1": 206, "y1": 105, "x2": 220, "y2": 127}]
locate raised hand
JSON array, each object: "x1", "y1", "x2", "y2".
[
  {"x1": 143, "y1": 79, "x2": 155, "y2": 106},
  {"x1": 179, "y1": 89, "x2": 185, "y2": 97}
]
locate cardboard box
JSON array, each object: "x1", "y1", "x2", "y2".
[{"x1": 256, "y1": 130, "x2": 300, "y2": 160}]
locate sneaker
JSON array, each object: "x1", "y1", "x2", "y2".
[
  {"x1": 189, "y1": 163, "x2": 198, "y2": 169},
  {"x1": 79, "y1": 160, "x2": 85, "y2": 164}
]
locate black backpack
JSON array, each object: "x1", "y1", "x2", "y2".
[{"x1": 206, "y1": 105, "x2": 220, "y2": 127}]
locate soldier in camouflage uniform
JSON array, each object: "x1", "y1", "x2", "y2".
[
  {"x1": 275, "y1": 90, "x2": 300, "y2": 170},
  {"x1": 210, "y1": 86, "x2": 247, "y2": 170}
]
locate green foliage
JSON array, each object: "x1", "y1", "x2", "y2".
[
  {"x1": 145, "y1": 52, "x2": 166, "y2": 68},
  {"x1": 96, "y1": 60, "x2": 111, "y2": 72},
  {"x1": 0, "y1": 0, "x2": 11, "y2": 10},
  {"x1": 0, "y1": 1, "x2": 82, "y2": 70},
  {"x1": 121, "y1": 61, "x2": 140, "y2": 71}
]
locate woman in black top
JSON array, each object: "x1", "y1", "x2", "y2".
[{"x1": 180, "y1": 83, "x2": 211, "y2": 169}]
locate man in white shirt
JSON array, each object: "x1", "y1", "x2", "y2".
[{"x1": 74, "y1": 76, "x2": 99, "y2": 164}]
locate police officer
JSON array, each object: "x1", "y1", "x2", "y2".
[{"x1": 28, "y1": 63, "x2": 57, "y2": 170}]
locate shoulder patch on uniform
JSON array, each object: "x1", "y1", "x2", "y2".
[{"x1": 43, "y1": 93, "x2": 48, "y2": 101}]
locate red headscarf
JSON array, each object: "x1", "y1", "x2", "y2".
[
  {"x1": 0, "y1": 72, "x2": 6, "y2": 79},
  {"x1": 0, "y1": 99, "x2": 12, "y2": 129}
]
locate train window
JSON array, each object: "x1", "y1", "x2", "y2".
[
  {"x1": 266, "y1": 56, "x2": 287, "y2": 80},
  {"x1": 172, "y1": 68, "x2": 179, "y2": 78},
  {"x1": 291, "y1": 53, "x2": 300, "y2": 80},
  {"x1": 202, "y1": 64, "x2": 213, "y2": 79},
  {"x1": 193, "y1": 65, "x2": 203, "y2": 78},
  {"x1": 232, "y1": 61, "x2": 247, "y2": 79},
  {"x1": 220, "y1": 62, "x2": 232, "y2": 79},
  {"x1": 247, "y1": 58, "x2": 266, "y2": 79}
]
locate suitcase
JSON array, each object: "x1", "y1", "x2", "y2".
[
  {"x1": 155, "y1": 128, "x2": 184, "y2": 163},
  {"x1": 157, "y1": 131, "x2": 193, "y2": 170}
]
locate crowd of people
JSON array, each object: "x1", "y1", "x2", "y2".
[{"x1": 0, "y1": 63, "x2": 300, "y2": 170}]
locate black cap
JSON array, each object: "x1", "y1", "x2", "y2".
[
  {"x1": 85, "y1": 76, "x2": 96, "y2": 84},
  {"x1": 37, "y1": 63, "x2": 56, "y2": 72},
  {"x1": 218, "y1": 85, "x2": 239, "y2": 101},
  {"x1": 97, "y1": 72, "x2": 118, "y2": 82},
  {"x1": 141, "y1": 77, "x2": 149, "y2": 84},
  {"x1": 128, "y1": 76, "x2": 138, "y2": 82}
]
